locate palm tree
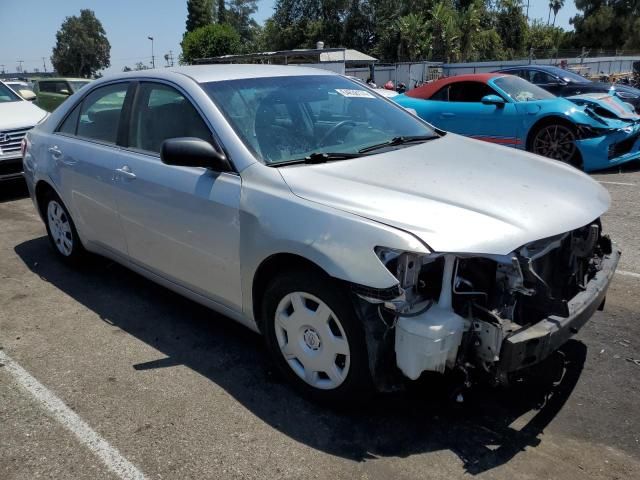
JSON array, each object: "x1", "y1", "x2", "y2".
[
  {"x1": 547, "y1": 1, "x2": 553, "y2": 25},
  {"x1": 551, "y1": 0, "x2": 565, "y2": 27}
]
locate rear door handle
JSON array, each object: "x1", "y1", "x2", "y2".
[
  {"x1": 441, "y1": 112, "x2": 455, "y2": 118},
  {"x1": 115, "y1": 165, "x2": 136, "y2": 179}
]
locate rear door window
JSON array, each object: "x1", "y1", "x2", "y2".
[
  {"x1": 76, "y1": 83, "x2": 129, "y2": 144},
  {"x1": 127, "y1": 82, "x2": 213, "y2": 154}
]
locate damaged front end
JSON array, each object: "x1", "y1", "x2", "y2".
[{"x1": 354, "y1": 220, "x2": 620, "y2": 390}]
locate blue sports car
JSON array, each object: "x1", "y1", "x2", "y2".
[{"x1": 393, "y1": 73, "x2": 640, "y2": 171}]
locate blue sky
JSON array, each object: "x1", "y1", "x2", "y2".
[{"x1": 0, "y1": 0, "x2": 578, "y2": 75}]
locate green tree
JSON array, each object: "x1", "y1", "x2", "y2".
[
  {"x1": 527, "y1": 19, "x2": 562, "y2": 53},
  {"x1": 217, "y1": 0, "x2": 226, "y2": 23},
  {"x1": 428, "y1": 1, "x2": 461, "y2": 62},
  {"x1": 342, "y1": 0, "x2": 375, "y2": 52},
  {"x1": 181, "y1": 23, "x2": 242, "y2": 63},
  {"x1": 571, "y1": 1, "x2": 639, "y2": 50},
  {"x1": 495, "y1": 0, "x2": 527, "y2": 58},
  {"x1": 396, "y1": 14, "x2": 429, "y2": 60},
  {"x1": 186, "y1": 0, "x2": 213, "y2": 33},
  {"x1": 551, "y1": 0, "x2": 564, "y2": 27},
  {"x1": 51, "y1": 9, "x2": 110, "y2": 77},
  {"x1": 225, "y1": 0, "x2": 259, "y2": 42}
]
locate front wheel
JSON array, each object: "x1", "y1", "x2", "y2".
[
  {"x1": 529, "y1": 122, "x2": 581, "y2": 167},
  {"x1": 262, "y1": 270, "x2": 372, "y2": 404}
]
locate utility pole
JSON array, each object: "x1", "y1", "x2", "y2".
[
  {"x1": 42, "y1": 57, "x2": 47, "y2": 72},
  {"x1": 0, "y1": 64, "x2": 5, "y2": 74},
  {"x1": 148, "y1": 36, "x2": 155, "y2": 68},
  {"x1": 526, "y1": 0, "x2": 530, "y2": 21},
  {"x1": 17, "y1": 60, "x2": 23, "y2": 73}
]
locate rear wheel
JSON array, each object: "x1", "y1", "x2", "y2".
[
  {"x1": 529, "y1": 122, "x2": 580, "y2": 167},
  {"x1": 262, "y1": 270, "x2": 372, "y2": 404},
  {"x1": 42, "y1": 191, "x2": 85, "y2": 263}
]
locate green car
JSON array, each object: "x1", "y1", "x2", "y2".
[{"x1": 31, "y1": 78, "x2": 92, "y2": 112}]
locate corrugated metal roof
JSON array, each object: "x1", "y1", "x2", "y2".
[{"x1": 319, "y1": 49, "x2": 378, "y2": 63}]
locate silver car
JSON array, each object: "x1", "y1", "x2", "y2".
[{"x1": 23, "y1": 65, "x2": 620, "y2": 403}]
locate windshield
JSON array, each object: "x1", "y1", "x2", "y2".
[
  {"x1": 0, "y1": 82, "x2": 22, "y2": 103},
  {"x1": 69, "y1": 80, "x2": 90, "y2": 92},
  {"x1": 494, "y1": 76, "x2": 556, "y2": 102},
  {"x1": 546, "y1": 66, "x2": 591, "y2": 84},
  {"x1": 201, "y1": 75, "x2": 436, "y2": 165}
]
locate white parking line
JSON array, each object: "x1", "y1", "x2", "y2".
[
  {"x1": 0, "y1": 350, "x2": 147, "y2": 480},
  {"x1": 617, "y1": 270, "x2": 640, "y2": 279},
  {"x1": 598, "y1": 181, "x2": 636, "y2": 186}
]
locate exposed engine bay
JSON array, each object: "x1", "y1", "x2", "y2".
[{"x1": 356, "y1": 219, "x2": 618, "y2": 389}]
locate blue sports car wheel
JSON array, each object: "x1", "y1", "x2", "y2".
[{"x1": 531, "y1": 123, "x2": 577, "y2": 164}]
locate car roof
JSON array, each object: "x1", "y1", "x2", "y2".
[
  {"x1": 101, "y1": 64, "x2": 340, "y2": 84},
  {"x1": 405, "y1": 73, "x2": 505, "y2": 99},
  {"x1": 498, "y1": 65, "x2": 563, "y2": 74}
]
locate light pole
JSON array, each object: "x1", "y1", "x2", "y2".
[{"x1": 148, "y1": 36, "x2": 155, "y2": 69}]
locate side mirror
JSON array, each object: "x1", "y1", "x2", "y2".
[
  {"x1": 481, "y1": 94, "x2": 505, "y2": 106},
  {"x1": 59, "y1": 89, "x2": 71, "y2": 96},
  {"x1": 161, "y1": 137, "x2": 231, "y2": 171}
]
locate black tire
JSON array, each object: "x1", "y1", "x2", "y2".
[
  {"x1": 528, "y1": 121, "x2": 582, "y2": 168},
  {"x1": 262, "y1": 269, "x2": 372, "y2": 405},
  {"x1": 41, "y1": 190, "x2": 85, "y2": 263}
]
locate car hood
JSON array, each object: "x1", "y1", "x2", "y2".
[
  {"x1": 595, "y1": 82, "x2": 640, "y2": 96},
  {"x1": 0, "y1": 100, "x2": 47, "y2": 130},
  {"x1": 278, "y1": 134, "x2": 610, "y2": 255},
  {"x1": 568, "y1": 92, "x2": 640, "y2": 122}
]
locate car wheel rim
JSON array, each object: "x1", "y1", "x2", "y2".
[
  {"x1": 47, "y1": 200, "x2": 73, "y2": 256},
  {"x1": 274, "y1": 292, "x2": 351, "y2": 390},
  {"x1": 532, "y1": 124, "x2": 576, "y2": 162}
]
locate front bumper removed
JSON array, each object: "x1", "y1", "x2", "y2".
[{"x1": 498, "y1": 248, "x2": 620, "y2": 374}]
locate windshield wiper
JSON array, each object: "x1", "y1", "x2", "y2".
[
  {"x1": 358, "y1": 135, "x2": 437, "y2": 153},
  {"x1": 270, "y1": 152, "x2": 363, "y2": 167}
]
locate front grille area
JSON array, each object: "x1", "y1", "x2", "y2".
[
  {"x1": 608, "y1": 132, "x2": 640, "y2": 159},
  {"x1": 0, "y1": 158, "x2": 24, "y2": 179},
  {"x1": 0, "y1": 127, "x2": 30, "y2": 157}
]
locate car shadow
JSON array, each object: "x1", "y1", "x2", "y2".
[
  {"x1": 0, "y1": 178, "x2": 29, "y2": 203},
  {"x1": 14, "y1": 237, "x2": 587, "y2": 475},
  {"x1": 592, "y1": 159, "x2": 640, "y2": 175}
]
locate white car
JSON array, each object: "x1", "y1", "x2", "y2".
[
  {"x1": 22, "y1": 66, "x2": 619, "y2": 403},
  {"x1": 0, "y1": 81, "x2": 48, "y2": 181}
]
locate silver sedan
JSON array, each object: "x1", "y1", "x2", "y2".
[{"x1": 22, "y1": 65, "x2": 619, "y2": 403}]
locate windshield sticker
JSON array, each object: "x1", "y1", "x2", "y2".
[{"x1": 335, "y1": 89, "x2": 375, "y2": 98}]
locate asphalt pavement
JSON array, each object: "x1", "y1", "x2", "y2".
[{"x1": 1, "y1": 164, "x2": 639, "y2": 480}]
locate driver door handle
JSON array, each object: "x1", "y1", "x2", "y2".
[
  {"x1": 441, "y1": 112, "x2": 455, "y2": 117},
  {"x1": 48, "y1": 146, "x2": 62, "y2": 158},
  {"x1": 115, "y1": 165, "x2": 136, "y2": 179}
]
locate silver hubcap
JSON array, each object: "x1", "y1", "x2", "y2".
[
  {"x1": 47, "y1": 200, "x2": 73, "y2": 256},
  {"x1": 532, "y1": 124, "x2": 576, "y2": 162},
  {"x1": 274, "y1": 292, "x2": 350, "y2": 390}
]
